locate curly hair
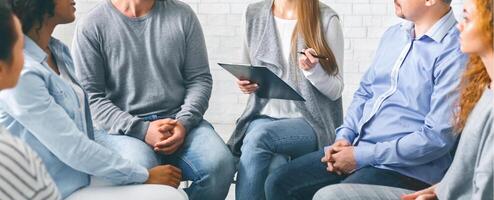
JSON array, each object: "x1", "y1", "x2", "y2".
[
  {"x1": 0, "y1": 2, "x2": 18, "y2": 63},
  {"x1": 454, "y1": 0, "x2": 493, "y2": 132},
  {"x1": 7, "y1": 0, "x2": 55, "y2": 34}
]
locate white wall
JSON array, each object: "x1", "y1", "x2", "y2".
[{"x1": 55, "y1": 0, "x2": 465, "y2": 140}]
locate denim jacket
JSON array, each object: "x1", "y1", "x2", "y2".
[{"x1": 0, "y1": 36, "x2": 148, "y2": 198}]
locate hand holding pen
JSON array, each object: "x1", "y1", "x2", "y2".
[{"x1": 298, "y1": 48, "x2": 328, "y2": 71}]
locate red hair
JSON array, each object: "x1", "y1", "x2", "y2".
[{"x1": 454, "y1": 0, "x2": 493, "y2": 132}]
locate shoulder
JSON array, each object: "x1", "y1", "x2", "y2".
[
  {"x1": 319, "y1": 2, "x2": 340, "y2": 19},
  {"x1": 384, "y1": 23, "x2": 405, "y2": 37},
  {"x1": 22, "y1": 57, "x2": 48, "y2": 77},
  {"x1": 439, "y1": 27, "x2": 463, "y2": 55},
  {"x1": 16, "y1": 51, "x2": 51, "y2": 87},
  {"x1": 370, "y1": 23, "x2": 404, "y2": 49},
  {"x1": 157, "y1": 0, "x2": 197, "y2": 20},
  {"x1": 0, "y1": 129, "x2": 34, "y2": 165},
  {"x1": 320, "y1": 4, "x2": 343, "y2": 33},
  {"x1": 156, "y1": 0, "x2": 201, "y2": 28},
  {"x1": 435, "y1": 28, "x2": 466, "y2": 70},
  {"x1": 162, "y1": 0, "x2": 194, "y2": 12},
  {"x1": 477, "y1": 98, "x2": 494, "y2": 161},
  {"x1": 245, "y1": 1, "x2": 268, "y2": 21},
  {"x1": 78, "y1": 1, "x2": 109, "y2": 29},
  {"x1": 246, "y1": 1, "x2": 266, "y2": 14}
]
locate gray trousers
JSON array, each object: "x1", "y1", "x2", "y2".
[{"x1": 313, "y1": 184, "x2": 415, "y2": 200}]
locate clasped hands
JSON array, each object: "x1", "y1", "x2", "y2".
[
  {"x1": 144, "y1": 119, "x2": 186, "y2": 155},
  {"x1": 321, "y1": 140, "x2": 438, "y2": 200},
  {"x1": 320, "y1": 139, "x2": 357, "y2": 175}
]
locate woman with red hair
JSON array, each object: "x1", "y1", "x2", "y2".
[{"x1": 312, "y1": 0, "x2": 493, "y2": 199}]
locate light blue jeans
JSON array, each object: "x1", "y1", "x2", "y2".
[
  {"x1": 95, "y1": 120, "x2": 235, "y2": 200},
  {"x1": 236, "y1": 117, "x2": 318, "y2": 200}
]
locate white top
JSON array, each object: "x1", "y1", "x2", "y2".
[
  {"x1": 274, "y1": 16, "x2": 298, "y2": 67},
  {"x1": 260, "y1": 17, "x2": 302, "y2": 119},
  {"x1": 259, "y1": 16, "x2": 344, "y2": 119},
  {"x1": 59, "y1": 59, "x2": 88, "y2": 135}
]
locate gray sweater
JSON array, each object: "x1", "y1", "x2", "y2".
[
  {"x1": 437, "y1": 88, "x2": 493, "y2": 200},
  {"x1": 72, "y1": 0, "x2": 212, "y2": 140},
  {"x1": 227, "y1": 0, "x2": 344, "y2": 156}
]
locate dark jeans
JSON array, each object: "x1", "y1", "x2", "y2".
[{"x1": 265, "y1": 149, "x2": 430, "y2": 200}]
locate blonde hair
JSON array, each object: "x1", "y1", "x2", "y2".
[{"x1": 290, "y1": 0, "x2": 339, "y2": 76}]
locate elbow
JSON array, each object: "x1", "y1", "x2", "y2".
[
  {"x1": 328, "y1": 92, "x2": 342, "y2": 101},
  {"x1": 327, "y1": 80, "x2": 344, "y2": 101},
  {"x1": 434, "y1": 138, "x2": 456, "y2": 155},
  {"x1": 427, "y1": 127, "x2": 458, "y2": 153}
]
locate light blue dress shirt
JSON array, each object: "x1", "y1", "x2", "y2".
[
  {"x1": 334, "y1": 10, "x2": 468, "y2": 184},
  {"x1": 0, "y1": 36, "x2": 149, "y2": 198}
]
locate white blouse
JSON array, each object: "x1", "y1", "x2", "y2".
[{"x1": 258, "y1": 16, "x2": 344, "y2": 119}]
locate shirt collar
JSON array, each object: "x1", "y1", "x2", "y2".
[
  {"x1": 424, "y1": 9, "x2": 457, "y2": 42},
  {"x1": 23, "y1": 35, "x2": 47, "y2": 64},
  {"x1": 23, "y1": 35, "x2": 62, "y2": 64},
  {"x1": 400, "y1": 9, "x2": 457, "y2": 43}
]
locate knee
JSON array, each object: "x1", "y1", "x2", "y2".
[
  {"x1": 264, "y1": 167, "x2": 285, "y2": 193},
  {"x1": 188, "y1": 151, "x2": 234, "y2": 200},
  {"x1": 264, "y1": 171, "x2": 287, "y2": 199},
  {"x1": 313, "y1": 185, "x2": 348, "y2": 200},
  {"x1": 201, "y1": 148, "x2": 236, "y2": 186},
  {"x1": 268, "y1": 154, "x2": 288, "y2": 173},
  {"x1": 140, "y1": 185, "x2": 189, "y2": 200},
  {"x1": 201, "y1": 130, "x2": 236, "y2": 178},
  {"x1": 185, "y1": 124, "x2": 235, "y2": 187},
  {"x1": 131, "y1": 151, "x2": 159, "y2": 169},
  {"x1": 242, "y1": 125, "x2": 274, "y2": 152},
  {"x1": 111, "y1": 136, "x2": 159, "y2": 169}
]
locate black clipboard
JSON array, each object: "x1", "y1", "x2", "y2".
[{"x1": 218, "y1": 63, "x2": 305, "y2": 101}]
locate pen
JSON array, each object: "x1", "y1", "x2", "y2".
[{"x1": 298, "y1": 51, "x2": 330, "y2": 61}]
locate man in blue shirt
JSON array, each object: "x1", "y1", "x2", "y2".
[{"x1": 264, "y1": 0, "x2": 467, "y2": 199}]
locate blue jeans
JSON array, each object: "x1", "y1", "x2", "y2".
[
  {"x1": 264, "y1": 150, "x2": 430, "y2": 200},
  {"x1": 95, "y1": 120, "x2": 235, "y2": 200},
  {"x1": 236, "y1": 117, "x2": 318, "y2": 200}
]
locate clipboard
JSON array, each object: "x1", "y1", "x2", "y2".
[{"x1": 218, "y1": 63, "x2": 305, "y2": 101}]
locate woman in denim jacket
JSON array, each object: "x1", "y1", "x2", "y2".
[{"x1": 0, "y1": 0, "x2": 186, "y2": 199}]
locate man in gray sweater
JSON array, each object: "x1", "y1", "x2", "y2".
[{"x1": 72, "y1": 0, "x2": 235, "y2": 199}]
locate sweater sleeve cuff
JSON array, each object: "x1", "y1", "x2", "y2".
[
  {"x1": 176, "y1": 116, "x2": 194, "y2": 132},
  {"x1": 302, "y1": 63, "x2": 325, "y2": 80},
  {"x1": 353, "y1": 145, "x2": 376, "y2": 169},
  {"x1": 127, "y1": 120, "x2": 150, "y2": 141}
]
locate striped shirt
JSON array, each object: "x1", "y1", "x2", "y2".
[{"x1": 0, "y1": 127, "x2": 61, "y2": 200}]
